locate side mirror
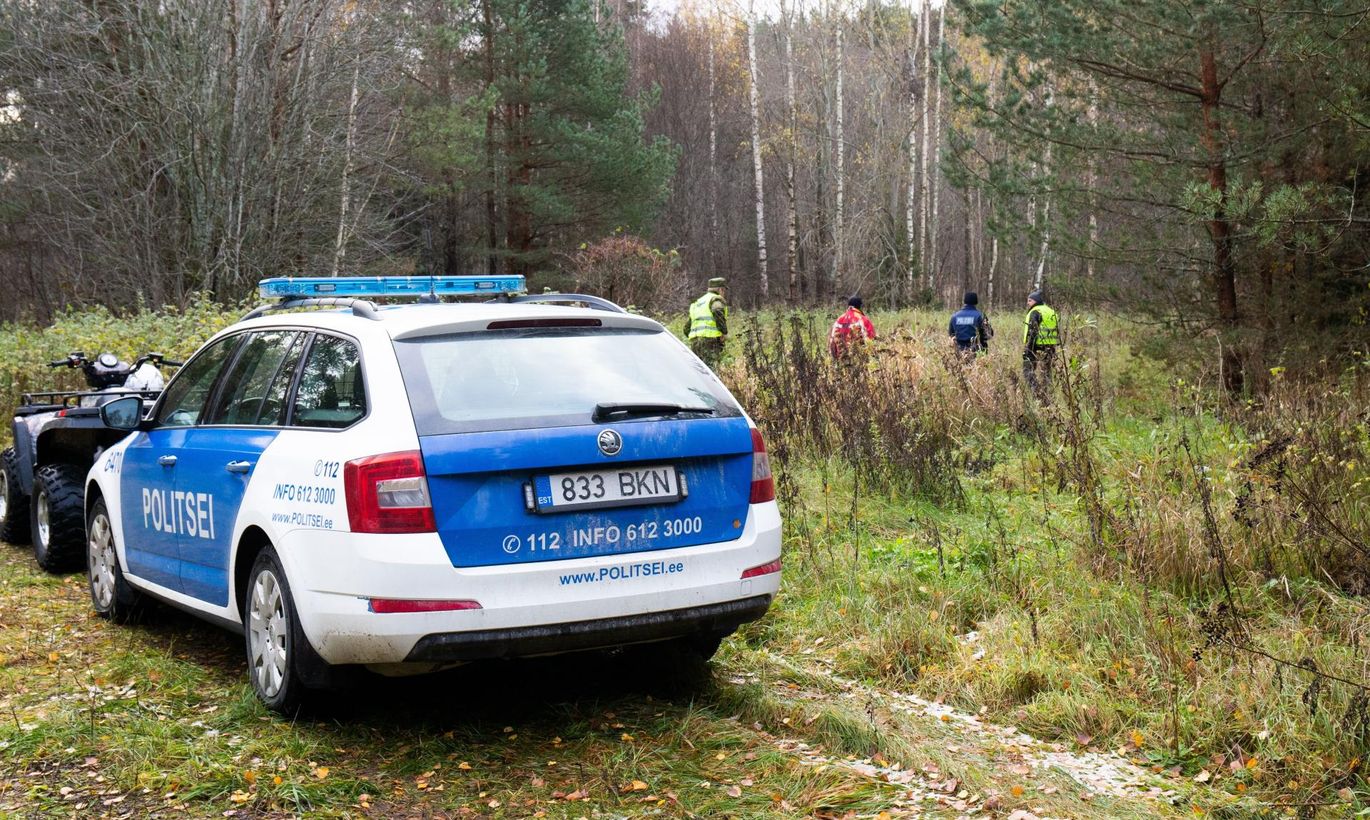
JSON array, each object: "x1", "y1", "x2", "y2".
[{"x1": 100, "y1": 396, "x2": 144, "y2": 430}]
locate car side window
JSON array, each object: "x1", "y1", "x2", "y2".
[
  {"x1": 206, "y1": 330, "x2": 303, "y2": 426},
  {"x1": 291, "y1": 335, "x2": 366, "y2": 429},
  {"x1": 155, "y1": 335, "x2": 242, "y2": 427}
]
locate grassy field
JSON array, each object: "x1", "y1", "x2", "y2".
[{"x1": 1, "y1": 303, "x2": 1366, "y2": 817}]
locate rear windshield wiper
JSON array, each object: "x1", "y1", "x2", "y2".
[{"x1": 592, "y1": 402, "x2": 716, "y2": 422}]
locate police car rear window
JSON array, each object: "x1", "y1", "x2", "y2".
[{"x1": 394, "y1": 328, "x2": 742, "y2": 435}]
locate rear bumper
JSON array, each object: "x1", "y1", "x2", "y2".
[
  {"x1": 278, "y1": 500, "x2": 783, "y2": 665},
  {"x1": 405, "y1": 594, "x2": 772, "y2": 662}
]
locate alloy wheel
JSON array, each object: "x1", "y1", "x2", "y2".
[
  {"x1": 88, "y1": 511, "x2": 116, "y2": 610},
  {"x1": 247, "y1": 570, "x2": 288, "y2": 698}
]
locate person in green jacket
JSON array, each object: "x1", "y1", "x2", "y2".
[
  {"x1": 684, "y1": 277, "x2": 728, "y2": 367},
  {"x1": 1022, "y1": 289, "x2": 1059, "y2": 398}
]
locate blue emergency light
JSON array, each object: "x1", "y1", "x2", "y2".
[{"x1": 258, "y1": 275, "x2": 526, "y2": 300}]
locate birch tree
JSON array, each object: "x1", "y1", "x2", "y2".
[{"x1": 746, "y1": 0, "x2": 769, "y2": 297}]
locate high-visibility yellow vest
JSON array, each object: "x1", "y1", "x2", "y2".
[
  {"x1": 1023, "y1": 304, "x2": 1059, "y2": 346},
  {"x1": 688, "y1": 293, "x2": 725, "y2": 339}
]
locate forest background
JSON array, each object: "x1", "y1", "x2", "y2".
[{"x1": 2, "y1": 0, "x2": 1369, "y2": 391}]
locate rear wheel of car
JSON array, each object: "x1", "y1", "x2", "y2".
[
  {"x1": 87, "y1": 497, "x2": 146, "y2": 623},
  {"x1": 31, "y1": 463, "x2": 86, "y2": 573},
  {"x1": 0, "y1": 448, "x2": 30, "y2": 545},
  {"x1": 245, "y1": 548, "x2": 335, "y2": 714}
]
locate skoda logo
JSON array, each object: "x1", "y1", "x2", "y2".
[{"x1": 597, "y1": 429, "x2": 623, "y2": 457}]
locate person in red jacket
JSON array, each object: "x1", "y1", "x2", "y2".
[{"x1": 829, "y1": 296, "x2": 876, "y2": 358}]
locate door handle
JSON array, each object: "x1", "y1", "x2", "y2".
[
  {"x1": 157, "y1": 455, "x2": 177, "y2": 467},
  {"x1": 225, "y1": 461, "x2": 252, "y2": 474}
]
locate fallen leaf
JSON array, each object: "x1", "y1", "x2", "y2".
[
  {"x1": 725, "y1": 785, "x2": 742, "y2": 798},
  {"x1": 1011, "y1": 785, "x2": 1025, "y2": 797},
  {"x1": 628, "y1": 780, "x2": 649, "y2": 792},
  {"x1": 314, "y1": 767, "x2": 330, "y2": 780},
  {"x1": 458, "y1": 761, "x2": 472, "y2": 771},
  {"x1": 1194, "y1": 770, "x2": 1211, "y2": 783}
]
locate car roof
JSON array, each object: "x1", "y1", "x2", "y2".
[{"x1": 229, "y1": 301, "x2": 666, "y2": 341}]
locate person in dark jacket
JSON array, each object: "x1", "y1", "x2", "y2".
[{"x1": 948, "y1": 291, "x2": 991, "y2": 357}]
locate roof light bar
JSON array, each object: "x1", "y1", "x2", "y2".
[{"x1": 258, "y1": 275, "x2": 526, "y2": 300}]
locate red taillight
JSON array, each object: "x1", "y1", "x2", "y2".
[
  {"x1": 741, "y1": 558, "x2": 781, "y2": 579},
  {"x1": 749, "y1": 428, "x2": 775, "y2": 504},
  {"x1": 344, "y1": 451, "x2": 436, "y2": 534},
  {"x1": 368, "y1": 598, "x2": 482, "y2": 613}
]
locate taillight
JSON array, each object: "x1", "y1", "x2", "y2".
[
  {"x1": 749, "y1": 428, "x2": 775, "y2": 503},
  {"x1": 741, "y1": 558, "x2": 781, "y2": 579},
  {"x1": 344, "y1": 451, "x2": 436, "y2": 533}
]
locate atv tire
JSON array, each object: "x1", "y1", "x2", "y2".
[
  {"x1": 32, "y1": 463, "x2": 87, "y2": 573},
  {"x1": 0, "y1": 448, "x2": 30, "y2": 545}
]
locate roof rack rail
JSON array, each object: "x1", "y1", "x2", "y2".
[
  {"x1": 506, "y1": 293, "x2": 627, "y2": 313},
  {"x1": 241, "y1": 297, "x2": 380, "y2": 322}
]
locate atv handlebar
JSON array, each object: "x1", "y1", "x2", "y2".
[
  {"x1": 48, "y1": 353, "x2": 86, "y2": 368},
  {"x1": 131, "y1": 353, "x2": 183, "y2": 369}
]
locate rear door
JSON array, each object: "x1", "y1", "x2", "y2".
[
  {"x1": 394, "y1": 326, "x2": 754, "y2": 568},
  {"x1": 171, "y1": 329, "x2": 303, "y2": 605}
]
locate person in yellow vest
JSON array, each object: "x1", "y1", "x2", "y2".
[
  {"x1": 684, "y1": 277, "x2": 728, "y2": 367},
  {"x1": 1022, "y1": 289, "x2": 1059, "y2": 398}
]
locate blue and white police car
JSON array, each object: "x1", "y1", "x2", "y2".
[{"x1": 84, "y1": 276, "x2": 781, "y2": 712}]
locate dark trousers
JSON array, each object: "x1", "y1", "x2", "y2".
[
  {"x1": 1023, "y1": 346, "x2": 1057, "y2": 397},
  {"x1": 690, "y1": 336, "x2": 725, "y2": 368}
]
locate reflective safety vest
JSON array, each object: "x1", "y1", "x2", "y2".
[
  {"x1": 688, "y1": 293, "x2": 725, "y2": 339},
  {"x1": 1023, "y1": 304, "x2": 1060, "y2": 346}
]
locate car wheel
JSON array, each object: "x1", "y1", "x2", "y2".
[
  {"x1": 31, "y1": 463, "x2": 87, "y2": 573},
  {"x1": 245, "y1": 548, "x2": 330, "y2": 714},
  {"x1": 0, "y1": 447, "x2": 31, "y2": 545},
  {"x1": 87, "y1": 497, "x2": 146, "y2": 623}
]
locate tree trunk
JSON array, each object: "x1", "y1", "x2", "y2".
[
  {"x1": 484, "y1": 0, "x2": 500, "y2": 275},
  {"x1": 833, "y1": 22, "x2": 845, "y2": 294},
  {"x1": 707, "y1": 23, "x2": 720, "y2": 281},
  {"x1": 1086, "y1": 79, "x2": 1099, "y2": 279},
  {"x1": 1200, "y1": 44, "x2": 1242, "y2": 393},
  {"x1": 929, "y1": 2, "x2": 945, "y2": 296},
  {"x1": 331, "y1": 66, "x2": 361, "y2": 276},
  {"x1": 919, "y1": 0, "x2": 932, "y2": 292},
  {"x1": 904, "y1": 10, "x2": 919, "y2": 302},
  {"x1": 782, "y1": 0, "x2": 799, "y2": 302},
  {"x1": 747, "y1": 0, "x2": 769, "y2": 298}
]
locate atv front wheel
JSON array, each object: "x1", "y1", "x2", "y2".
[{"x1": 0, "y1": 448, "x2": 31, "y2": 545}]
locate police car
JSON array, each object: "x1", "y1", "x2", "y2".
[{"x1": 84, "y1": 276, "x2": 781, "y2": 712}]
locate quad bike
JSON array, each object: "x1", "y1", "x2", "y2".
[{"x1": 0, "y1": 352, "x2": 180, "y2": 572}]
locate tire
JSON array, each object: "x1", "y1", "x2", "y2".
[
  {"x1": 244, "y1": 547, "x2": 332, "y2": 714},
  {"x1": 31, "y1": 463, "x2": 87, "y2": 573},
  {"x1": 86, "y1": 497, "x2": 146, "y2": 623},
  {"x1": 0, "y1": 447, "x2": 31, "y2": 545}
]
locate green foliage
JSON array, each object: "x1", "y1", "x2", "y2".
[{"x1": 0, "y1": 299, "x2": 241, "y2": 441}]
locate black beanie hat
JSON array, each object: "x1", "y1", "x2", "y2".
[
  {"x1": 1028, "y1": 290, "x2": 1044, "y2": 304},
  {"x1": 848, "y1": 295, "x2": 863, "y2": 309},
  {"x1": 964, "y1": 291, "x2": 978, "y2": 306}
]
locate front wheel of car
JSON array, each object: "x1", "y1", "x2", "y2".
[
  {"x1": 87, "y1": 497, "x2": 146, "y2": 623},
  {"x1": 0, "y1": 447, "x2": 31, "y2": 545},
  {"x1": 31, "y1": 463, "x2": 86, "y2": 573},
  {"x1": 245, "y1": 548, "x2": 333, "y2": 714}
]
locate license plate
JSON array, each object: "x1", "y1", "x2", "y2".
[{"x1": 532, "y1": 464, "x2": 685, "y2": 512}]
